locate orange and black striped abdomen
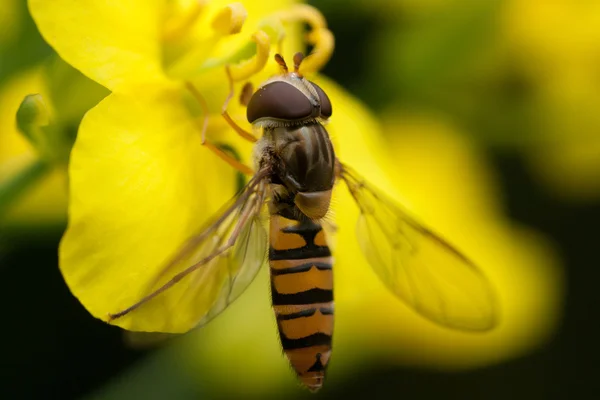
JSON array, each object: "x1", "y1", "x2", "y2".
[{"x1": 269, "y1": 215, "x2": 333, "y2": 392}]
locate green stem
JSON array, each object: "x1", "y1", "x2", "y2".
[{"x1": 0, "y1": 158, "x2": 51, "y2": 218}]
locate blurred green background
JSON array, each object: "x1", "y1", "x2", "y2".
[{"x1": 0, "y1": 0, "x2": 597, "y2": 398}]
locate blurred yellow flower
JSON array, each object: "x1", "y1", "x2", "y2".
[
  {"x1": 503, "y1": 0, "x2": 600, "y2": 200},
  {"x1": 350, "y1": 0, "x2": 600, "y2": 201}
]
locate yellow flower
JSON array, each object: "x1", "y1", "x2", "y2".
[
  {"x1": 29, "y1": 0, "x2": 335, "y2": 332},
  {"x1": 503, "y1": 0, "x2": 600, "y2": 200},
  {"x1": 29, "y1": 0, "x2": 562, "y2": 395}
]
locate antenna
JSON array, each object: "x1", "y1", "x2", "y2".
[
  {"x1": 293, "y1": 52, "x2": 305, "y2": 75},
  {"x1": 274, "y1": 54, "x2": 288, "y2": 73}
]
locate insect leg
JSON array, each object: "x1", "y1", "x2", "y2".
[
  {"x1": 185, "y1": 81, "x2": 254, "y2": 175},
  {"x1": 221, "y1": 66, "x2": 259, "y2": 143}
]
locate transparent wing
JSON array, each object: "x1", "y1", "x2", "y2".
[
  {"x1": 108, "y1": 171, "x2": 270, "y2": 333},
  {"x1": 339, "y1": 163, "x2": 498, "y2": 331}
]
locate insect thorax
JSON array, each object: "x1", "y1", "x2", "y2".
[{"x1": 256, "y1": 122, "x2": 335, "y2": 220}]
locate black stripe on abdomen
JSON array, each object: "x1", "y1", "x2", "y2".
[
  {"x1": 271, "y1": 285, "x2": 333, "y2": 305},
  {"x1": 277, "y1": 308, "x2": 317, "y2": 320},
  {"x1": 271, "y1": 262, "x2": 332, "y2": 275},
  {"x1": 269, "y1": 245, "x2": 331, "y2": 260},
  {"x1": 276, "y1": 306, "x2": 334, "y2": 321},
  {"x1": 280, "y1": 332, "x2": 332, "y2": 350}
]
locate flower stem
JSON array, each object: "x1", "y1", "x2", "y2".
[{"x1": 0, "y1": 158, "x2": 51, "y2": 218}]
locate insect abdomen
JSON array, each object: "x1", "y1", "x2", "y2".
[{"x1": 269, "y1": 215, "x2": 333, "y2": 392}]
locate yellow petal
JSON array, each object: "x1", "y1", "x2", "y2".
[
  {"x1": 200, "y1": 0, "x2": 294, "y2": 55},
  {"x1": 28, "y1": 0, "x2": 168, "y2": 92},
  {"x1": 211, "y1": 2, "x2": 248, "y2": 35},
  {"x1": 165, "y1": 0, "x2": 295, "y2": 79},
  {"x1": 59, "y1": 87, "x2": 236, "y2": 332}
]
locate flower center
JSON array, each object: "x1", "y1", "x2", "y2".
[{"x1": 160, "y1": 2, "x2": 334, "y2": 82}]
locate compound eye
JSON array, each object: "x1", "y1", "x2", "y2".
[
  {"x1": 246, "y1": 82, "x2": 312, "y2": 123},
  {"x1": 310, "y1": 82, "x2": 332, "y2": 118}
]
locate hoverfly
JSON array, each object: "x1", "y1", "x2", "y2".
[{"x1": 108, "y1": 52, "x2": 497, "y2": 392}]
